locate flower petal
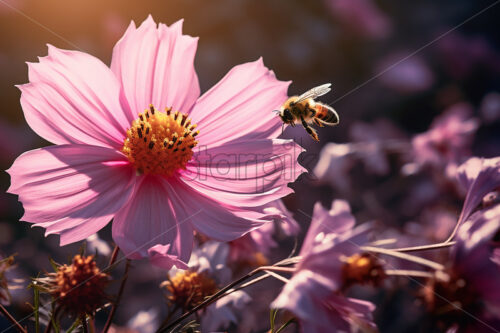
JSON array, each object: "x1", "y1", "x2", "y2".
[
  {"x1": 182, "y1": 139, "x2": 306, "y2": 207},
  {"x1": 301, "y1": 200, "x2": 356, "y2": 255},
  {"x1": 190, "y1": 58, "x2": 290, "y2": 148},
  {"x1": 112, "y1": 176, "x2": 194, "y2": 264},
  {"x1": 456, "y1": 157, "x2": 500, "y2": 225},
  {"x1": 170, "y1": 178, "x2": 267, "y2": 242},
  {"x1": 148, "y1": 244, "x2": 189, "y2": 270},
  {"x1": 6, "y1": 144, "x2": 136, "y2": 245},
  {"x1": 111, "y1": 16, "x2": 200, "y2": 118},
  {"x1": 20, "y1": 45, "x2": 130, "y2": 149}
]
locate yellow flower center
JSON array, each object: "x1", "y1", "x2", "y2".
[
  {"x1": 162, "y1": 270, "x2": 218, "y2": 311},
  {"x1": 341, "y1": 253, "x2": 385, "y2": 288},
  {"x1": 122, "y1": 105, "x2": 199, "y2": 176}
]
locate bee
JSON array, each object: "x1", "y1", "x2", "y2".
[{"x1": 276, "y1": 83, "x2": 339, "y2": 141}]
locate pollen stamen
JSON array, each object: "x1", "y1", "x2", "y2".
[{"x1": 122, "y1": 105, "x2": 199, "y2": 176}]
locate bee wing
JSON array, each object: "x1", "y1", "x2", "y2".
[{"x1": 295, "y1": 83, "x2": 332, "y2": 103}]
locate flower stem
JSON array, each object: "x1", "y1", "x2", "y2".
[
  {"x1": 102, "y1": 259, "x2": 131, "y2": 333},
  {"x1": 385, "y1": 269, "x2": 435, "y2": 278},
  {"x1": 361, "y1": 246, "x2": 445, "y2": 271},
  {"x1": 88, "y1": 316, "x2": 96, "y2": 333},
  {"x1": 258, "y1": 266, "x2": 296, "y2": 274},
  {"x1": 157, "y1": 258, "x2": 297, "y2": 332},
  {"x1": 81, "y1": 314, "x2": 88, "y2": 333},
  {"x1": 388, "y1": 241, "x2": 456, "y2": 252},
  {"x1": 264, "y1": 270, "x2": 290, "y2": 283},
  {"x1": 0, "y1": 304, "x2": 27, "y2": 333},
  {"x1": 44, "y1": 305, "x2": 61, "y2": 333},
  {"x1": 108, "y1": 245, "x2": 120, "y2": 267}
]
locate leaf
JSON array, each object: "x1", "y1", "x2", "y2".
[{"x1": 48, "y1": 258, "x2": 60, "y2": 272}]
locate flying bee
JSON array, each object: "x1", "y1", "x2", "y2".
[{"x1": 275, "y1": 83, "x2": 339, "y2": 141}]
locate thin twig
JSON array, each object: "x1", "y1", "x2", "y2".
[
  {"x1": 446, "y1": 217, "x2": 464, "y2": 243},
  {"x1": 225, "y1": 273, "x2": 272, "y2": 294},
  {"x1": 369, "y1": 238, "x2": 398, "y2": 247},
  {"x1": 389, "y1": 241, "x2": 456, "y2": 253},
  {"x1": 385, "y1": 269, "x2": 435, "y2": 278},
  {"x1": 108, "y1": 246, "x2": 120, "y2": 267},
  {"x1": 102, "y1": 259, "x2": 131, "y2": 333},
  {"x1": 258, "y1": 266, "x2": 296, "y2": 274},
  {"x1": 361, "y1": 246, "x2": 445, "y2": 271},
  {"x1": 264, "y1": 270, "x2": 290, "y2": 283},
  {"x1": 157, "y1": 258, "x2": 297, "y2": 332},
  {"x1": 0, "y1": 304, "x2": 27, "y2": 333}
]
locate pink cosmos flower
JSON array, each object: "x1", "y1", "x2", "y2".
[
  {"x1": 7, "y1": 16, "x2": 305, "y2": 269},
  {"x1": 271, "y1": 200, "x2": 377, "y2": 333}
]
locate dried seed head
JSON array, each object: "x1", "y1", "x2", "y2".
[
  {"x1": 161, "y1": 270, "x2": 217, "y2": 311},
  {"x1": 37, "y1": 255, "x2": 110, "y2": 315},
  {"x1": 0, "y1": 256, "x2": 15, "y2": 305}
]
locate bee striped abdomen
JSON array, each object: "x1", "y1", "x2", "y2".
[{"x1": 315, "y1": 103, "x2": 339, "y2": 125}]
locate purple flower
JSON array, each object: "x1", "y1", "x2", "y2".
[
  {"x1": 324, "y1": 0, "x2": 392, "y2": 39},
  {"x1": 349, "y1": 119, "x2": 408, "y2": 176},
  {"x1": 271, "y1": 200, "x2": 379, "y2": 332},
  {"x1": 422, "y1": 204, "x2": 500, "y2": 331},
  {"x1": 229, "y1": 200, "x2": 300, "y2": 265},
  {"x1": 412, "y1": 103, "x2": 478, "y2": 171},
  {"x1": 376, "y1": 54, "x2": 434, "y2": 94},
  {"x1": 314, "y1": 143, "x2": 355, "y2": 193},
  {"x1": 480, "y1": 92, "x2": 500, "y2": 124},
  {"x1": 456, "y1": 157, "x2": 500, "y2": 228}
]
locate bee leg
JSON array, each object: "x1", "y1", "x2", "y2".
[
  {"x1": 313, "y1": 118, "x2": 324, "y2": 127},
  {"x1": 301, "y1": 116, "x2": 319, "y2": 141}
]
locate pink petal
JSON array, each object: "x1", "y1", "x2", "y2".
[
  {"x1": 170, "y1": 178, "x2": 267, "y2": 241},
  {"x1": 456, "y1": 157, "x2": 500, "y2": 225},
  {"x1": 112, "y1": 176, "x2": 194, "y2": 263},
  {"x1": 111, "y1": 16, "x2": 200, "y2": 118},
  {"x1": 148, "y1": 244, "x2": 189, "y2": 270},
  {"x1": 182, "y1": 139, "x2": 306, "y2": 207},
  {"x1": 301, "y1": 200, "x2": 356, "y2": 254},
  {"x1": 190, "y1": 58, "x2": 290, "y2": 148},
  {"x1": 7, "y1": 144, "x2": 136, "y2": 245},
  {"x1": 20, "y1": 45, "x2": 130, "y2": 149}
]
